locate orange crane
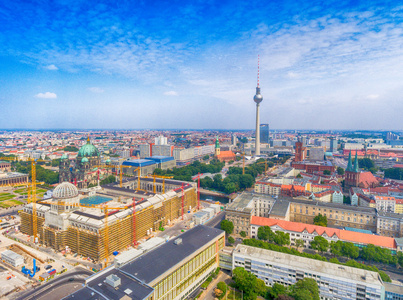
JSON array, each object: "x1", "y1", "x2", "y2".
[{"x1": 193, "y1": 173, "x2": 202, "y2": 210}]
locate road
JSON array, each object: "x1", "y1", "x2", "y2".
[
  {"x1": 205, "y1": 211, "x2": 225, "y2": 229},
  {"x1": 13, "y1": 267, "x2": 93, "y2": 300}
]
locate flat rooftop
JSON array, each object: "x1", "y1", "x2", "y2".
[
  {"x1": 269, "y1": 199, "x2": 290, "y2": 217},
  {"x1": 234, "y1": 244, "x2": 383, "y2": 286},
  {"x1": 120, "y1": 225, "x2": 224, "y2": 284},
  {"x1": 227, "y1": 192, "x2": 276, "y2": 213}
]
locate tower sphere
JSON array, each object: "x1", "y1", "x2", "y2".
[{"x1": 254, "y1": 93, "x2": 263, "y2": 104}]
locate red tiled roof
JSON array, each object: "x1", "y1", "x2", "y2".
[
  {"x1": 251, "y1": 216, "x2": 396, "y2": 249},
  {"x1": 359, "y1": 171, "x2": 379, "y2": 188}
]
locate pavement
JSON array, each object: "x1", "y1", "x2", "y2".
[
  {"x1": 13, "y1": 267, "x2": 93, "y2": 300},
  {"x1": 198, "y1": 270, "x2": 232, "y2": 300}
]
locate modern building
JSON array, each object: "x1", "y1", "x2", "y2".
[
  {"x1": 145, "y1": 156, "x2": 176, "y2": 170},
  {"x1": 1, "y1": 250, "x2": 24, "y2": 267},
  {"x1": 232, "y1": 244, "x2": 385, "y2": 299},
  {"x1": 385, "y1": 282, "x2": 403, "y2": 299},
  {"x1": 123, "y1": 159, "x2": 158, "y2": 176},
  {"x1": 330, "y1": 138, "x2": 338, "y2": 153},
  {"x1": 59, "y1": 137, "x2": 101, "y2": 188},
  {"x1": 152, "y1": 144, "x2": 174, "y2": 157},
  {"x1": 260, "y1": 124, "x2": 269, "y2": 144},
  {"x1": 309, "y1": 147, "x2": 325, "y2": 161},
  {"x1": 64, "y1": 225, "x2": 225, "y2": 300},
  {"x1": 155, "y1": 135, "x2": 168, "y2": 145}
]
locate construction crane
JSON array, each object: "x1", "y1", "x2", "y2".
[
  {"x1": 0, "y1": 156, "x2": 18, "y2": 161},
  {"x1": 242, "y1": 152, "x2": 246, "y2": 175},
  {"x1": 26, "y1": 158, "x2": 47, "y2": 242},
  {"x1": 257, "y1": 160, "x2": 268, "y2": 176},
  {"x1": 101, "y1": 201, "x2": 138, "y2": 268},
  {"x1": 192, "y1": 173, "x2": 202, "y2": 210},
  {"x1": 148, "y1": 175, "x2": 173, "y2": 193},
  {"x1": 95, "y1": 164, "x2": 136, "y2": 188}
]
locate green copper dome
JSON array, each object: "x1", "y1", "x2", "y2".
[
  {"x1": 77, "y1": 137, "x2": 100, "y2": 157},
  {"x1": 106, "y1": 159, "x2": 111, "y2": 164},
  {"x1": 61, "y1": 154, "x2": 68, "y2": 160},
  {"x1": 215, "y1": 137, "x2": 220, "y2": 149},
  {"x1": 81, "y1": 157, "x2": 89, "y2": 163}
]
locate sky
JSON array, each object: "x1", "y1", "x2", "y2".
[{"x1": 0, "y1": 0, "x2": 402, "y2": 130}]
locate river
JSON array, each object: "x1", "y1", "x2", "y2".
[{"x1": 200, "y1": 193, "x2": 229, "y2": 204}]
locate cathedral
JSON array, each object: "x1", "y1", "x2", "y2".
[{"x1": 59, "y1": 137, "x2": 101, "y2": 188}]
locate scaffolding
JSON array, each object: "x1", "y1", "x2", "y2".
[{"x1": 20, "y1": 186, "x2": 198, "y2": 262}]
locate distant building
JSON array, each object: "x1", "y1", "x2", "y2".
[
  {"x1": 0, "y1": 161, "x2": 11, "y2": 172},
  {"x1": 308, "y1": 147, "x2": 325, "y2": 161},
  {"x1": 345, "y1": 151, "x2": 380, "y2": 191},
  {"x1": 330, "y1": 138, "x2": 338, "y2": 153},
  {"x1": 260, "y1": 124, "x2": 269, "y2": 144},
  {"x1": 215, "y1": 137, "x2": 235, "y2": 162},
  {"x1": 154, "y1": 135, "x2": 168, "y2": 145}
]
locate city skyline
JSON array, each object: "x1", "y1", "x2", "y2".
[{"x1": 0, "y1": 1, "x2": 402, "y2": 130}]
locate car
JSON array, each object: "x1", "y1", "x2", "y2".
[
  {"x1": 68, "y1": 278, "x2": 75, "y2": 282},
  {"x1": 44, "y1": 265, "x2": 52, "y2": 270}
]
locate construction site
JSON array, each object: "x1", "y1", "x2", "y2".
[{"x1": 19, "y1": 175, "x2": 199, "y2": 263}]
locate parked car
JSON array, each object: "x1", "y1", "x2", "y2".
[{"x1": 44, "y1": 265, "x2": 52, "y2": 270}]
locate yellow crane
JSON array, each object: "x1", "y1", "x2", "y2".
[
  {"x1": 257, "y1": 160, "x2": 268, "y2": 176},
  {"x1": 242, "y1": 152, "x2": 246, "y2": 175},
  {"x1": 101, "y1": 202, "x2": 136, "y2": 268},
  {"x1": 95, "y1": 164, "x2": 137, "y2": 188},
  {"x1": 27, "y1": 158, "x2": 47, "y2": 242},
  {"x1": 0, "y1": 156, "x2": 18, "y2": 162},
  {"x1": 148, "y1": 175, "x2": 174, "y2": 193}
]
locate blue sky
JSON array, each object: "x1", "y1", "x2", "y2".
[{"x1": 0, "y1": 0, "x2": 402, "y2": 130}]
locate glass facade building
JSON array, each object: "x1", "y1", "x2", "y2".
[{"x1": 260, "y1": 124, "x2": 269, "y2": 144}]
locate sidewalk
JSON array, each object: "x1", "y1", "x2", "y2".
[{"x1": 199, "y1": 271, "x2": 231, "y2": 300}]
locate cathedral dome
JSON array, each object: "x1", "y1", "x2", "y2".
[
  {"x1": 81, "y1": 157, "x2": 89, "y2": 163},
  {"x1": 77, "y1": 138, "x2": 99, "y2": 157},
  {"x1": 53, "y1": 182, "x2": 79, "y2": 199}
]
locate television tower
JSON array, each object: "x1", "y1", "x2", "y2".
[{"x1": 254, "y1": 55, "x2": 263, "y2": 156}]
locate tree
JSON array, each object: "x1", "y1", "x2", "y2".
[
  {"x1": 310, "y1": 236, "x2": 329, "y2": 253},
  {"x1": 330, "y1": 241, "x2": 343, "y2": 257},
  {"x1": 313, "y1": 214, "x2": 327, "y2": 227},
  {"x1": 240, "y1": 231, "x2": 247, "y2": 238},
  {"x1": 341, "y1": 242, "x2": 359, "y2": 259},
  {"x1": 257, "y1": 226, "x2": 273, "y2": 241},
  {"x1": 295, "y1": 239, "x2": 305, "y2": 250},
  {"x1": 274, "y1": 231, "x2": 290, "y2": 247},
  {"x1": 51, "y1": 159, "x2": 61, "y2": 167},
  {"x1": 232, "y1": 267, "x2": 267, "y2": 300},
  {"x1": 62, "y1": 145, "x2": 79, "y2": 152},
  {"x1": 323, "y1": 170, "x2": 331, "y2": 175},
  {"x1": 228, "y1": 236, "x2": 235, "y2": 244},
  {"x1": 220, "y1": 220, "x2": 234, "y2": 236},
  {"x1": 337, "y1": 167, "x2": 345, "y2": 175},
  {"x1": 290, "y1": 278, "x2": 319, "y2": 300},
  {"x1": 270, "y1": 283, "x2": 287, "y2": 299},
  {"x1": 216, "y1": 282, "x2": 227, "y2": 298},
  {"x1": 203, "y1": 155, "x2": 209, "y2": 161},
  {"x1": 384, "y1": 168, "x2": 403, "y2": 180},
  {"x1": 296, "y1": 173, "x2": 303, "y2": 178}
]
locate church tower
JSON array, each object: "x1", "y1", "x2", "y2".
[
  {"x1": 215, "y1": 137, "x2": 221, "y2": 157},
  {"x1": 345, "y1": 150, "x2": 360, "y2": 190}
]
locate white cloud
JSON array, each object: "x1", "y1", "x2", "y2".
[
  {"x1": 366, "y1": 94, "x2": 379, "y2": 100},
  {"x1": 88, "y1": 87, "x2": 105, "y2": 93},
  {"x1": 45, "y1": 64, "x2": 58, "y2": 70},
  {"x1": 34, "y1": 92, "x2": 57, "y2": 99},
  {"x1": 164, "y1": 91, "x2": 178, "y2": 96}
]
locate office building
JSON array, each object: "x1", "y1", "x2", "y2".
[
  {"x1": 260, "y1": 124, "x2": 269, "y2": 144},
  {"x1": 1, "y1": 250, "x2": 24, "y2": 267},
  {"x1": 232, "y1": 244, "x2": 385, "y2": 299},
  {"x1": 64, "y1": 225, "x2": 225, "y2": 300},
  {"x1": 155, "y1": 135, "x2": 168, "y2": 145}
]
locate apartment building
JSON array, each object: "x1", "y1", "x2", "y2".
[{"x1": 232, "y1": 244, "x2": 385, "y2": 300}]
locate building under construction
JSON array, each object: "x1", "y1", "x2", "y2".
[{"x1": 20, "y1": 177, "x2": 198, "y2": 261}]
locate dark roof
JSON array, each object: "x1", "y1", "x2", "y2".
[
  {"x1": 269, "y1": 199, "x2": 290, "y2": 217},
  {"x1": 62, "y1": 287, "x2": 107, "y2": 300},
  {"x1": 120, "y1": 225, "x2": 224, "y2": 284},
  {"x1": 87, "y1": 268, "x2": 154, "y2": 300}
]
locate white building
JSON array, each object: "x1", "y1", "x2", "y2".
[
  {"x1": 1, "y1": 250, "x2": 24, "y2": 267},
  {"x1": 233, "y1": 244, "x2": 385, "y2": 300},
  {"x1": 154, "y1": 136, "x2": 168, "y2": 145}
]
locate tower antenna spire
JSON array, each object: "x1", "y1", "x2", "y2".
[{"x1": 257, "y1": 55, "x2": 260, "y2": 87}]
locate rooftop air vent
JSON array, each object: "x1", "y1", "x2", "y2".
[
  {"x1": 174, "y1": 238, "x2": 182, "y2": 245},
  {"x1": 105, "y1": 274, "x2": 121, "y2": 288}
]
